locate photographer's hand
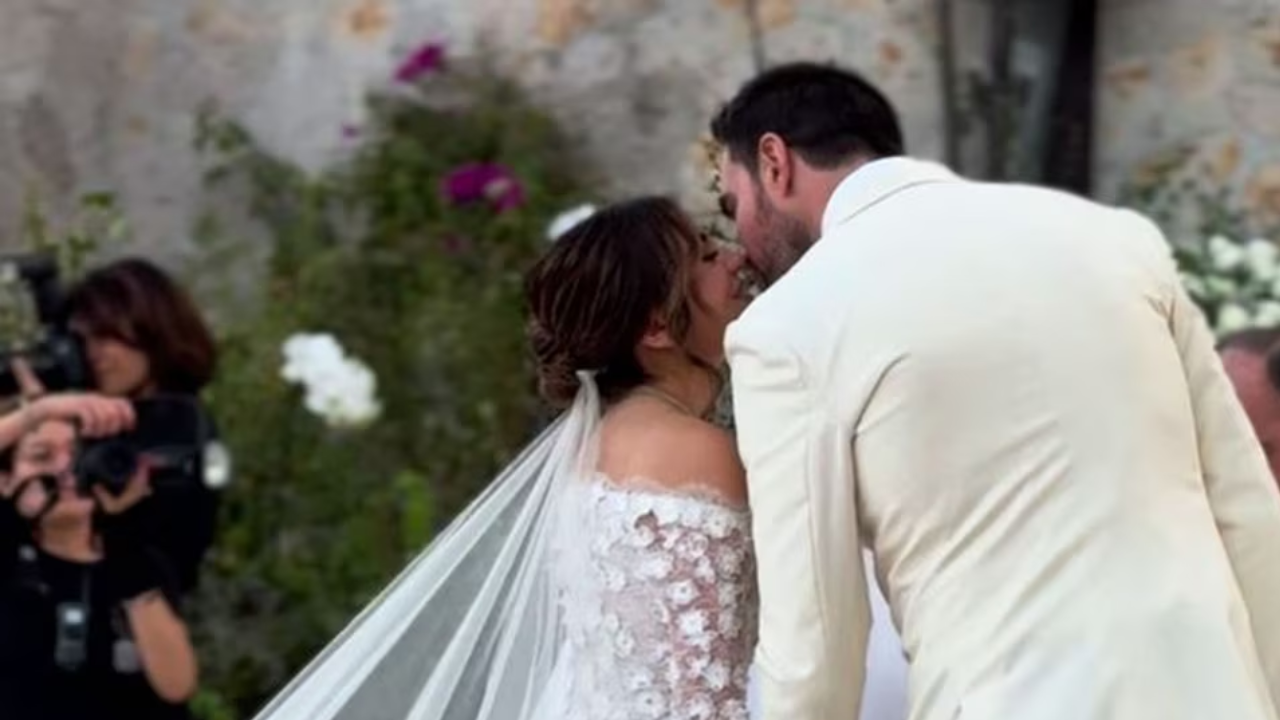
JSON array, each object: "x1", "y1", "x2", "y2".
[
  {"x1": 30, "y1": 395, "x2": 134, "y2": 438},
  {"x1": 9, "y1": 358, "x2": 134, "y2": 438},
  {"x1": 0, "y1": 473, "x2": 58, "y2": 520},
  {"x1": 92, "y1": 457, "x2": 195, "y2": 701},
  {"x1": 12, "y1": 477, "x2": 53, "y2": 519},
  {"x1": 93, "y1": 459, "x2": 152, "y2": 515}
]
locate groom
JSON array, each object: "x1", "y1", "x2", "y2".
[{"x1": 716, "y1": 62, "x2": 1280, "y2": 720}]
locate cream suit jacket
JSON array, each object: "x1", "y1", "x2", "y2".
[{"x1": 726, "y1": 157, "x2": 1280, "y2": 720}]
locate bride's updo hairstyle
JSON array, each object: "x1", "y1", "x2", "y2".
[{"x1": 524, "y1": 196, "x2": 702, "y2": 408}]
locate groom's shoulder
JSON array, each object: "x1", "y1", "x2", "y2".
[
  {"x1": 727, "y1": 284, "x2": 800, "y2": 350},
  {"x1": 730, "y1": 254, "x2": 835, "y2": 345}
]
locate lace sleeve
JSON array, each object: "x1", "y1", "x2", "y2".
[{"x1": 559, "y1": 483, "x2": 758, "y2": 720}]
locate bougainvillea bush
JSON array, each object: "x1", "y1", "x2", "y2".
[{"x1": 184, "y1": 43, "x2": 596, "y2": 719}]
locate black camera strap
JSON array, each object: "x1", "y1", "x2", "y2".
[{"x1": 9, "y1": 473, "x2": 61, "y2": 523}]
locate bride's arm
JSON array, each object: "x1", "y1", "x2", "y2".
[{"x1": 727, "y1": 316, "x2": 871, "y2": 720}]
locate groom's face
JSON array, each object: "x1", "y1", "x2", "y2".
[{"x1": 718, "y1": 156, "x2": 812, "y2": 287}]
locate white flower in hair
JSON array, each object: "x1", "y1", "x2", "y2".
[
  {"x1": 547, "y1": 203, "x2": 597, "y2": 241},
  {"x1": 280, "y1": 332, "x2": 382, "y2": 428}
]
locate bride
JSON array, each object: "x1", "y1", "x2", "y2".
[
  {"x1": 251, "y1": 196, "x2": 907, "y2": 720},
  {"x1": 525, "y1": 196, "x2": 756, "y2": 718},
  {"x1": 252, "y1": 196, "x2": 757, "y2": 720}
]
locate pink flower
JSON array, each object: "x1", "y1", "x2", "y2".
[
  {"x1": 441, "y1": 162, "x2": 525, "y2": 213},
  {"x1": 394, "y1": 42, "x2": 446, "y2": 83}
]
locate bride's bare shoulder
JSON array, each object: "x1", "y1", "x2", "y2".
[{"x1": 597, "y1": 400, "x2": 746, "y2": 507}]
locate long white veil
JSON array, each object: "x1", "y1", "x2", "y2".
[{"x1": 251, "y1": 373, "x2": 602, "y2": 720}]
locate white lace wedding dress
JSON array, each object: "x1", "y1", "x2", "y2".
[{"x1": 537, "y1": 475, "x2": 758, "y2": 720}]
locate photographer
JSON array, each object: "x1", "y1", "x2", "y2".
[
  {"x1": 0, "y1": 394, "x2": 198, "y2": 718},
  {"x1": 61, "y1": 258, "x2": 220, "y2": 597}
]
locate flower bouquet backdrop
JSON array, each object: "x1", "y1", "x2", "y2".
[
  {"x1": 1174, "y1": 234, "x2": 1280, "y2": 336},
  {"x1": 182, "y1": 43, "x2": 597, "y2": 719},
  {"x1": 1119, "y1": 149, "x2": 1280, "y2": 338}
]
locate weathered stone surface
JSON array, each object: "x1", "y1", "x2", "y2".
[
  {"x1": 1096, "y1": 0, "x2": 1280, "y2": 236},
  {"x1": 755, "y1": 0, "x2": 945, "y2": 164},
  {"x1": 0, "y1": 0, "x2": 952, "y2": 261}
]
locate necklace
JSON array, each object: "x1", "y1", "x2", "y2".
[{"x1": 631, "y1": 385, "x2": 699, "y2": 418}]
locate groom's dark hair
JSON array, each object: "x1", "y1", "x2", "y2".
[{"x1": 710, "y1": 62, "x2": 905, "y2": 172}]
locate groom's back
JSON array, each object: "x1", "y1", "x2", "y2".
[{"x1": 757, "y1": 171, "x2": 1271, "y2": 718}]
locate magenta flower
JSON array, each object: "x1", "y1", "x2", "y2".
[
  {"x1": 394, "y1": 42, "x2": 446, "y2": 83},
  {"x1": 442, "y1": 162, "x2": 525, "y2": 213},
  {"x1": 340, "y1": 124, "x2": 361, "y2": 139}
]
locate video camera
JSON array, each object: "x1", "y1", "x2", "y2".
[
  {"x1": 0, "y1": 253, "x2": 92, "y2": 396},
  {"x1": 0, "y1": 253, "x2": 230, "y2": 497}
]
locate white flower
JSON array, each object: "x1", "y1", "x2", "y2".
[
  {"x1": 666, "y1": 580, "x2": 697, "y2": 607},
  {"x1": 1217, "y1": 303, "x2": 1252, "y2": 335},
  {"x1": 280, "y1": 332, "x2": 382, "y2": 428},
  {"x1": 677, "y1": 610, "x2": 707, "y2": 638},
  {"x1": 1209, "y1": 234, "x2": 1246, "y2": 272},
  {"x1": 546, "y1": 203, "x2": 596, "y2": 241},
  {"x1": 1246, "y1": 238, "x2": 1280, "y2": 281},
  {"x1": 280, "y1": 333, "x2": 344, "y2": 383},
  {"x1": 1205, "y1": 275, "x2": 1238, "y2": 299},
  {"x1": 1256, "y1": 300, "x2": 1280, "y2": 327},
  {"x1": 704, "y1": 661, "x2": 730, "y2": 691}
]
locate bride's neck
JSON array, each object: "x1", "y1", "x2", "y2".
[{"x1": 643, "y1": 366, "x2": 720, "y2": 419}]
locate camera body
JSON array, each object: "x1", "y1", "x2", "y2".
[{"x1": 76, "y1": 395, "x2": 227, "y2": 496}]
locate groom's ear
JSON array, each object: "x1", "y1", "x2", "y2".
[
  {"x1": 638, "y1": 316, "x2": 677, "y2": 351},
  {"x1": 757, "y1": 132, "x2": 794, "y2": 197}
]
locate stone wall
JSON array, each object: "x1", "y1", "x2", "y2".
[
  {"x1": 0, "y1": 0, "x2": 949, "y2": 261},
  {"x1": 1096, "y1": 0, "x2": 1280, "y2": 236}
]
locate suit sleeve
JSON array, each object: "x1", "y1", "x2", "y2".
[
  {"x1": 726, "y1": 317, "x2": 871, "y2": 720},
  {"x1": 1152, "y1": 220, "x2": 1280, "y2": 708}
]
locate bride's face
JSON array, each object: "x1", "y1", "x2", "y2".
[{"x1": 685, "y1": 236, "x2": 749, "y2": 365}]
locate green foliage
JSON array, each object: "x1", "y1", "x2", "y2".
[
  {"x1": 1115, "y1": 145, "x2": 1280, "y2": 336},
  {"x1": 1115, "y1": 143, "x2": 1280, "y2": 244},
  {"x1": 185, "y1": 67, "x2": 592, "y2": 717},
  {"x1": 0, "y1": 191, "x2": 128, "y2": 353},
  {"x1": 20, "y1": 188, "x2": 128, "y2": 278}
]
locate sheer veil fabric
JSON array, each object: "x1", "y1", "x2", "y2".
[{"x1": 251, "y1": 372, "x2": 603, "y2": 720}]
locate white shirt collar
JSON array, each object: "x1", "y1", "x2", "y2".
[{"x1": 820, "y1": 157, "x2": 960, "y2": 237}]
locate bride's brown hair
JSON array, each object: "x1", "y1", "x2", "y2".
[{"x1": 524, "y1": 197, "x2": 702, "y2": 407}]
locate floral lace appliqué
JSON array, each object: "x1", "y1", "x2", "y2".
[{"x1": 553, "y1": 479, "x2": 758, "y2": 720}]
